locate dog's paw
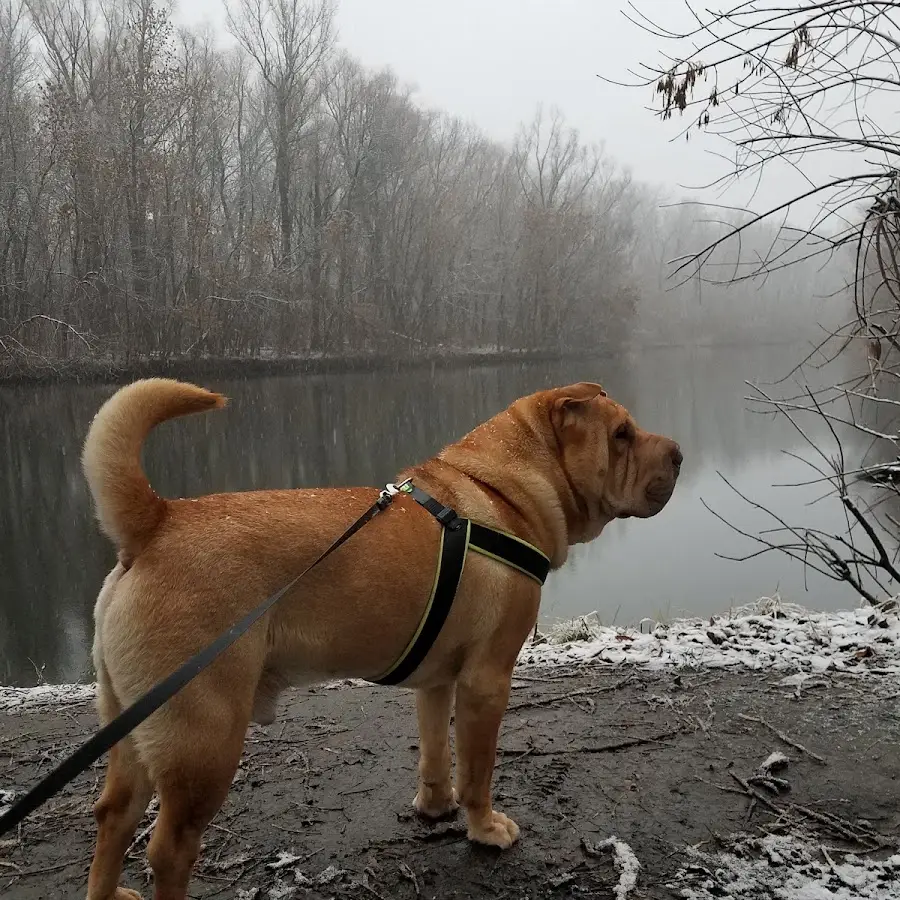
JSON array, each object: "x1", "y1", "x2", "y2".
[
  {"x1": 413, "y1": 786, "x2": 459, "y2": 820},
  {"x1": 112, "y1": 888, "x2": 143, "y2": 900},
  {"x1": 467, "y1": 810, "x2": 520, "y2": 849}
]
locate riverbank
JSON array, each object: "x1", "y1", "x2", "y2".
[
  {"x1": 1, "y1": 602, "x2": 899, "y2": 898},
  {"x1": 1, "y1": 671, "x2": 898, "y2": 898}
]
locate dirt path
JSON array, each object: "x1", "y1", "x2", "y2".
[{"x1": 1, "y1": 667, "x2": 898, "y2": 898}]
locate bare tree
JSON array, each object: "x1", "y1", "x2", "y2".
[
  {"x1": 228, "y1": 0, "x2": 334, "y2": 267},
  {"x1": 0, "y1": 1, "x2": 36, "y2": 328},
  {"x1": 633, "y1": 0, "x2": 900, "y2": 605},
  {"x1": 632, "y1": 0, "x2": 900, "y2": 344},
  {"x1": 0, "y1": 0, "x2": 654, "y2": 373}
]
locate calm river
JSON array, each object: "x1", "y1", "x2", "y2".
[{"x1": 0, "y1": 344, "x2": 886, "y2": 685}]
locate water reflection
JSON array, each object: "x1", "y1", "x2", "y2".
[{"x1": 0, "y1": 345, "x2": 873, "y2": 686}]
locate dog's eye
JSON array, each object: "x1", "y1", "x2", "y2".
[{"x1": 615, "y1": 425, "x2": 631, "y2": 442}]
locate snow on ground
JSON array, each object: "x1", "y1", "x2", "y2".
[
  {"x1": 0, "y1": 790, "x2": 16, "y2": 818},
  {"x1": 669, "y1": 833, "x2": 900, "y2": 899},
  {"x1": 521, "y1": 597, "x2": 900, "y2": 675},
  {"x1": 584, "y1": 837, "x2": 641, "y2": 899},
  {"x1": 2, "y1": 598, "x2": 898, "y2": 713},
  {"x1": 0, "y1": 682, "x2": 94, "y2": 713},
  {"x1": 0, "y1": 679, "x2": 364, "y2": 714}
]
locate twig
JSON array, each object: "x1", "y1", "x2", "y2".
[
  {"x1": 506, "y1": 674, "x2": 636, "y2": 713},
  {"x1": 204, "y1": 857, "x2": 269, "y2": 898},
  {"x1": 728, "y1": 771, "x2": 782, "y2": 816},
  {"x1": 791, "y1": 803, "x2": 887, "y2": 846},
  {"x1": 339, "y1": 784, "x2": 378, "y2": 796},
  {"x1": 126, "y1": 809, "x2": 159, "y2": 857},
  {"x1": 270, "y1": 823, "x2": 316, "y2": 837},
  {"x1": 358, "y1": 882, "x2": 390, "y2": 900},
  {"x1": 729, "y1": 771, "x2": 887, "y2": 847},
  {"x1": 497, "y1": 727, "x2": 687, "y2": 757},
  {"x1": 495, "y1": 747, "x2": 535, "y2": 768},
  {"x1": 398, "y1": 861, "x2": 421, "y2": 897},
  {"x1": 8, "y1": 858, "x2": 84, "y2": 877},
  {"x1": 822, "y1": 847, "x2": 859, "y2": 890},
  {"x1": 737, "y1": 713, "x2": 827, "y2": 764}
]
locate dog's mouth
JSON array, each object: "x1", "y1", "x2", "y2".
[
  {"x1": 611, "y1": 474, "x2": 677, "y2": 520},
  {"x1": 644, "y1": 478, "x2": 676, "y2": 515},
  {"x1": 613, "y1": 489, "x2": 672, "y2": 520}
]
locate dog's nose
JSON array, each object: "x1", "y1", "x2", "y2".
[{"x1": 670, "y1": 443, "x2": 683, "y2": 470}]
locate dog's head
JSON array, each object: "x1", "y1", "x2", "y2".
[
  {"x1": 438, "y1": 380, "x2": 682, "y2": 553},
  {"x1": 528, "y1": 382, "x2": 682, "y2": 539}
]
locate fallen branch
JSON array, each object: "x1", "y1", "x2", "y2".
[
  {"x1": 497, "y1": 727, "x2": 687, "y2": 758},
  {"x1": 791, "y1": 803, "x2": 888, "y2": 847},
  {"x1": 737, "y1": 713, "x2": 827, "y2": 764},
  {"x1": 4, "y1": 857, "x2": 84, "y2": 877},
  {"x1": 125, "y1": 798, "x2": 159, "y2": 857},
  {"x1": 728, "y1": 771, "x2": 782, "y2": 816},
  {"x1": 506, "y1": 674, "x2": 635, "y2": 713},
  {"x1": 729, "y1": 771, "x2": 889, "y2": 847}
]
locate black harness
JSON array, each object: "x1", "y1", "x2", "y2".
[
  {"x1": 372, "y1": 483, "x2": 551, "y2": 685},
  {"x1": 0, "y1": 479, "x2": 550, "y2": 837}
]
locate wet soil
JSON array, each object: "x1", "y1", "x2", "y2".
[{"x1": 1, "y1": 667, "x2": 898, "y2": 899}]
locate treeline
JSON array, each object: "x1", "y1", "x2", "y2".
[
  {"x1": 631, "y1": 201, "x2": 851, "y2": 347},
  {"x1": 0, "y1": 0, "x2": 852, "y2": 375},
  {"x1": 0, "y1": 0, "x2": 646, "y2": 371}
]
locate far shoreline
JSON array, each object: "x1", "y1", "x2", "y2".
[{"x1": 0, "y1": 338, "x2": 808, "y2": 387}]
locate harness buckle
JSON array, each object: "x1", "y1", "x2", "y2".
[
  {"x1": 377, "y1": 477, "x2": 412, "y2": 509},
  {"x1": 435, "y1": 507, "x2": 463, "y2": 530}
]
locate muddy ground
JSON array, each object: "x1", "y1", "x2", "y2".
[{"x1": 1, "y1": 667, "x2": 899, "y2": 899}]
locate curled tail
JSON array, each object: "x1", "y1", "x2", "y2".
[{"x1": 81, "y1": 378, "x2": 226, "y2": 556}]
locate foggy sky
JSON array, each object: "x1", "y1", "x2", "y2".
[{"x1": 177, "y1": 0, "x2": 873, "y2": 222}]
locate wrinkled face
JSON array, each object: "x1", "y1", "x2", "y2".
[{"x1": 548, "y1": 382, "x2": 682, "y2": 528}]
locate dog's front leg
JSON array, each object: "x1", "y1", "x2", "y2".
[
  {"x1": 413, "y1": 683, "x2": 458, "y2": 819},
  {"x1": 455, "y1": 668, "x2": 519, "y2": 848}
]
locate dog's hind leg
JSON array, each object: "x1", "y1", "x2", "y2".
[
  {"x1": 86, "y1": 678, "x2": 154, "y2": 900},
  {"x1": 413, "y1": 683, "x2": 458, "y2": 819},
  {"x1": 144, "y1": 696, "x2": 250, "y2": 900}
]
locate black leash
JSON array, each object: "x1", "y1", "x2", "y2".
[{"x1": 0, "y1": 481, "x2": 407, "y2": 838}]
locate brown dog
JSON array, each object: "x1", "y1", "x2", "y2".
[{"x1": 81, "y1": 377, "x2": 681, "y2": 900}]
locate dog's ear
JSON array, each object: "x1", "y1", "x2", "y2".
[
  {"x1": 550, "y1": 384, "x2": 605, "y2": 432},
  {"x1": 560, "y1": 381, "x2": 607, "y2": 400}
]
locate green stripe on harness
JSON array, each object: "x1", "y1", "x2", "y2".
[{"x1": 370, "y1": 483, "x2": 550, "y2": 686}]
